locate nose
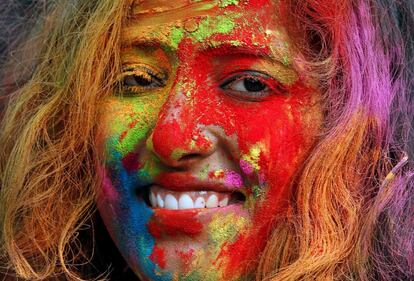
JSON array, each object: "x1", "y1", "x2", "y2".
[{"x1": 147, "y1": 91, "x2": 218, "y2": 168}]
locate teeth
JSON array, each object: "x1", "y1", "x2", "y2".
[
  {"x1": 157, "y1": 193, "x2": 164, "y2": 208},
  {"x1": 150, "y1": 192, "x2": 157, "y2": 207},
  {"x1": 165, "y1": 194, "x2": 178, "y2": 210},
  {"x1": 178, "y1": 194, "x2": 194, "y2": 209},
  {"x1": 194, "y1": 197, "x2": 206, "y2": 208},
  {"x1": 149, "y1": 186, "x2": 233, "y2": 210},
  {"x1": 206, "y1": 194, "x2": 218, "y2": 208},
  {"x1": 219, "y1": 197, "x2": 229, "y2": 207}
]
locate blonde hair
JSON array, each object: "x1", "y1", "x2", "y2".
[{"x1": 1, "y1": 0, "x2": 129, "y2": 279}]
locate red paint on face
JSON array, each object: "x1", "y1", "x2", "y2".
[
  {"x1": 148, "y1": 209, "x2": 204, "y2": 237},
  {"x1": 147, "y1": 220, "x2": 162, "y2": 239},
  {"x1": 122, "y1": 152, "x2": 142, "y2": 172},
  {"x1": 106, "y1": 0, "x2": 322, "y2": 278},
  {"x1": 176, "y1": 249, "x2": 195, "y2": 271},
  {"x1": 149, "y1": 245, "x2": 167, "y2": 269},
  {"x1": 119, "y1": 116, "x2": 140, "y2": 142},
  {"x1": 150, "y1": 34, "x2": 317, "y2": 272}
]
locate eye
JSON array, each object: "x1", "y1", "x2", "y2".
[
  {"x1": 220, "y1": 71, "x2": 286, "y2": 101},
  {"x1": 118, "y1": 65, "x2": 167, "y2": 94}
]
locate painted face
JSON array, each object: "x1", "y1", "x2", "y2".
[{"x1": 97, "y1": 0, "x2": 322, "y2": 280}]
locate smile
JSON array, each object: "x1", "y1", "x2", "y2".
[{"x1": 148, "y1": 185, "x2": 246, "y2": 210}]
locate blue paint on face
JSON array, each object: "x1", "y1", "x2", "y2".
[{"x1": 99, "y1": 136, "x2": 172, "y2": 280}]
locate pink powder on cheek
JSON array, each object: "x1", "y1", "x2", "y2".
[
  {"x1": 224, "y1": 170, "x2": 243, "y2": 188},
  {"x1": 98, "y1": 167, "x2": 119, "y2": 202},
  {"x1": 240, "y1": 159, "x2": 254, "y2": 175}
]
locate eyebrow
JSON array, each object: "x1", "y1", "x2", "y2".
[
  {"x1": 198, "y1": 42, "x2": 291, "y2": 67},
  {"x1": 122, "y1": 37, "x2": 292, "y2": 68}
]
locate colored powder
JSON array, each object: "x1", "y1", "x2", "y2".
[
  {"x1": 209, "y1": 39, "x2": 243, "y2": 48},
  {"x1": 170, "y1": 28, "x2": 185, "y2": 49},
  {"x1": 239, "y1": 159, "x2": 254, "y2": 175},
  {"x1": 219, "y1": 0, "x2": 239, "y2": 7},
  {"x1": 252, "y1": 185, "x2": 264, "y2": 198},
  {"x1": 142, "y1": 156, "x2": 162, "y2": 179},
  {"x1": 149, "y1": 211, "x2": 203, "y2": 237},
  {"x1": 179, "y1": 271, "x2": 201, "y2": 281},
  {"x1": 171, "y1": 148, "x2": 188, "y2": 161},
  {"x1": 212, "y1": 169, "x2": 225, "y2": 178},
  {"x1": 169, "y1": 15, "x2": 237, "y2": 50},
  {"x1": 101, "y1": 171, "x2": 119, "y2": 201},
  {"x1": 181, "y1": 269, "x2": 220, "y2": 281},
  {"x1": 199, "y1": 164, "x2": 210, "y2": 180},
  {"x1": 190, "y1": 139, "x2": 197, "y2": 150},
  {"x1": 147, "y1": 221, "x2": 162, "y2": 239},
  {"x1": 208, "y1": 213, "x2": 247, "y2": 246},
  {"x1": 224, "y1": 170, "x2": 243, "y2": 188},
  {"x1": 121, "y1": 152, "x2": 142, "y2": 173},
  {"x1": 241, "y1": 142, "x2": 264, "y2": 172},
  {"x1": 149, "y1": 245, "x2": 167, "y2": 269},
  {"x1": 192, "y1": 16, "x2": 236, "y2": 42},
  {"x1": 176, "y1": 249, "x2": 195, "y2": 269}
]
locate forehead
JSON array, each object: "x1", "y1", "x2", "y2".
[{"x1": 124, "y1": 0, "x2": 288, "y2": 57}]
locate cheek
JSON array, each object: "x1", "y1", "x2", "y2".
[
  {"x1": 98, "y1": 96, "x2": 165, "y2": 166},
  {"x1": 188, "y1": 81, "x2": 318, "y2": 176}
]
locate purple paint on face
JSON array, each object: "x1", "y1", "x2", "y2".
[
  {"x1": 240, "y1": 159, "x2": 254, "y2": 175},
  {"x1": 224, "y1": 170, "x2": 243, "y2": 188}
]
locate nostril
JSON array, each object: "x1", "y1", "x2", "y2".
[{"x1": 178, "y1": 153, "x2": 202, "y2": 162}]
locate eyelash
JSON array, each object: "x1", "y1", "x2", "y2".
[
  {"x1": 117, "y1": 67, "x2": 286, "y2": 101},
  {"x1": 118, "y1": 66, "x2": 167, "y2": 94},
  {"x1": 220, "y1": 71, "x2": 287, "y2": 101}
]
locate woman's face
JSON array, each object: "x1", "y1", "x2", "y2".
[{"x1": 97, "y1": 0, "x2": 321, "y2": 280}]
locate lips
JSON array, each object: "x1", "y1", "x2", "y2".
[
  {"x1": 154, "y1": 172, "x2": 244, "y2": 192},
  {"x1": 142, "y1": 173, "x2": 247, "y2": 210}
]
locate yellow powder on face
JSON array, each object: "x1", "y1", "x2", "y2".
[
  {"x1": 213, "y1": 169, "x2": 224, "y2": 178},
  {"x1": 208, "y1": 213, "x2": 248, "y2": 247},
  {"x1": 241, "y1": 142, "x2": 266, "y2": 172}
]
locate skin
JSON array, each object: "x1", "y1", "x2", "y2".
[{"x1": 96, "y1": 0, "x2": 322, "y2": 280}]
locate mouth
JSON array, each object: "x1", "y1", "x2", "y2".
[{"x1": 139, "y1": 185, "x2": 246, "y2": 210}]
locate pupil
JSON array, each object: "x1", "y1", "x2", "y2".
[
  {"x1": 134, "y1": 75, "x2": 152, "y2": 86},
  {"x1": 244, "y1": 78, "x2": 266, "y2": 92}
]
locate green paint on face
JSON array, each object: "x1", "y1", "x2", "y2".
[
  {"x1": 252, "y1": 185, "x2": 264, "y2": 198},
  {"x1": 169, "y1": 15, "x2": 237, "y2": 49},
  {"x1": 170, "y1": 28, "x2": 185, "y2": 49},
  {"x1": 103, "y1": 93, "x2": 166, "y2": 161},
  {"x1": 192, "y1": 16, "x2": 235, "y2": 42},
  {"x1": 171, "y1": 148, "x2": 188, "y2": 161},
  {"x1": 219, "y1": 0, "x2": 239, "y2": 7},
  {"x1": 142, "y1": 156, "x2": 162, "y2": 178},
  {"x1": 199, "y1": 164, "x2": 210, "y2": 180},
  {"x1": 282, "y1": 55, "x2": 290, "y2": 66}
]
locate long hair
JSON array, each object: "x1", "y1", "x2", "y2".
[
  {"x1": 0, "y1": 0, "x2": 128, "y2": 279},
  {"x1": 258, "y1": 0, "x2": 414, "y2": 280},
  {"x1": 0, "y1": 0, "x2": 413, "y2": 280}
]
